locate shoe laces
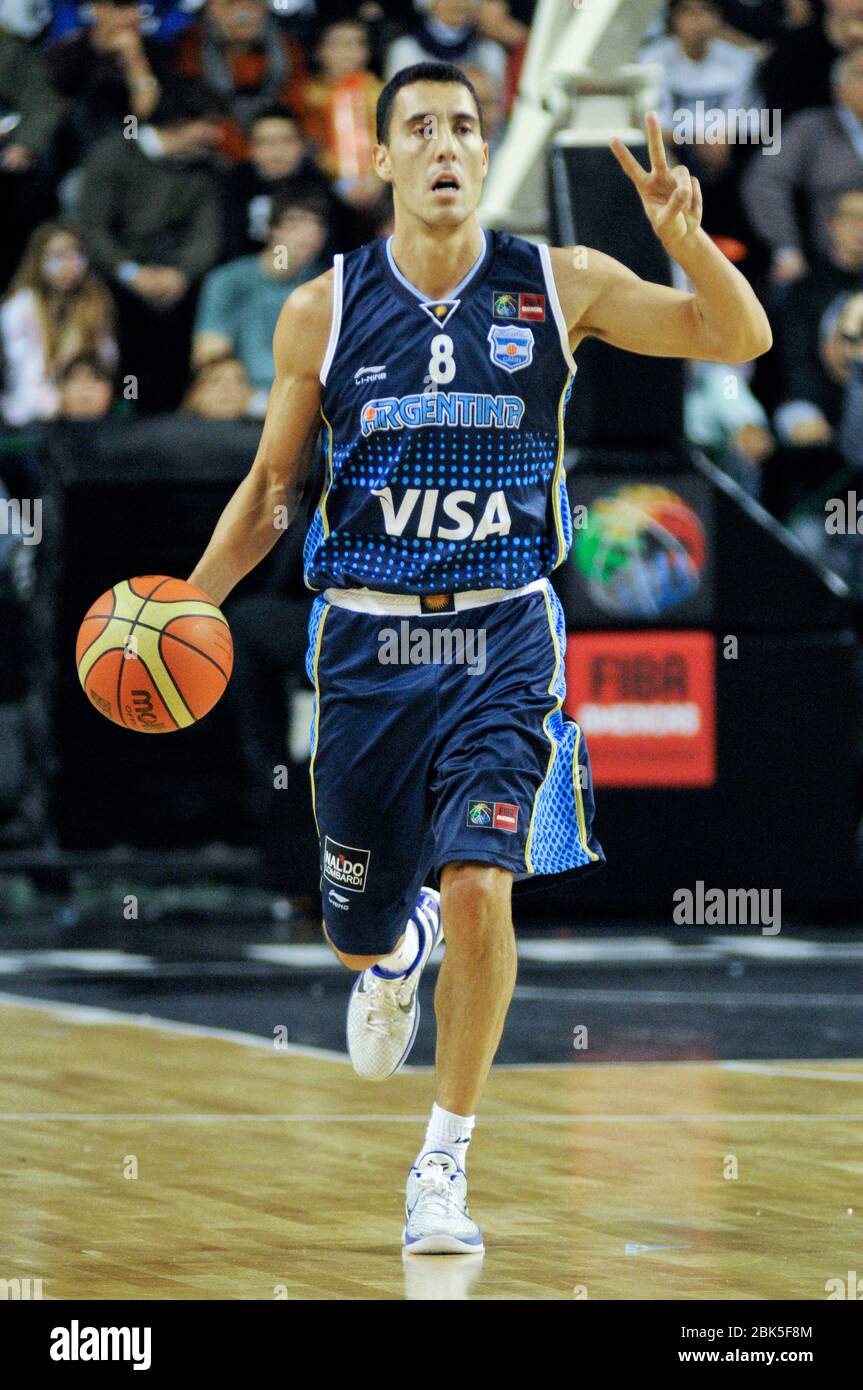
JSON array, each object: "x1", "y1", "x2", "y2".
[
  {"x1": 414, "y1": 1165, "x2": 463, "y2": 1219},
  {"x1": 363, "y1": 972, "x2": 411, "y2": 1038}
]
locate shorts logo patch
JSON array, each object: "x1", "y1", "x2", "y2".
[
  {"x1": 487, "y1": 324, "x2": 534, "y2": 373},
  {"x1": 467, "y1": 800, "x2": 519, "y2": 831},
  {"x1": 328, "y1": 890, "x2": 350, "y2": 910},
  {"x1": 492, "y1": 802, "x2": 519, "y2": 832},
  {"x1": 323, "y1": 837, "x2": 370, "y2": 893},
  {"x1": 492, "y1": 290, "x2": 519, "y2": 318}
]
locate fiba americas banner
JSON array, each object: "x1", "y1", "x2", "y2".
[{"x1": 565, "y1": 631, "x2": 716, "y2": 787}]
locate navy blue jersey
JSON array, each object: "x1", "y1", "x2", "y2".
[{"x1": 303, "y1": 228, "x2": 578, "y2": 595}]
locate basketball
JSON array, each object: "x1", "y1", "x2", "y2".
[{"x1": 75, "y1": 576, "x2": 233, "y2": 733}]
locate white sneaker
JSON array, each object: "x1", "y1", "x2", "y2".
[
  {"x1": 403, "y1": 1151, "x2": 484, "y2": 1255},
  {"x1": 346, "y1": 886, "x2": 441, "y2": 1081}
]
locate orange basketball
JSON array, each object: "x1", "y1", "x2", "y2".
[{"x1": 75, "y1": 576, "x2": 234, "y2": 733}]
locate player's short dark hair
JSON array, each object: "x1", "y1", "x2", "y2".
[{"x1": 375, "y1": 62, "x2": 483, "y2": 145}]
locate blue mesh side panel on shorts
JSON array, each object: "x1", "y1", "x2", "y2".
[
  {"x1": 305, "y1": 594, "x2": 329, "y2": 758},
  {"x1": 526, "y1": 586, "x2": 593, "y2": 875}
]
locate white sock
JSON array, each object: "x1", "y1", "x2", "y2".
[
  {"x1": 372, "y1": 917, "x2": 420, "y2": 979},
  {"x1": 419, "y1": 1103, "x2": 475, "y2": 1170}
]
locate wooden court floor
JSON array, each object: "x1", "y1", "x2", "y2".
[{"x1": 0, "y1": 998, "x2": 860, "y2": 1300}]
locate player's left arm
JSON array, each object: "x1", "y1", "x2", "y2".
[{"x1": 550, "y1": 112, "x2": 773, "y2": 366}]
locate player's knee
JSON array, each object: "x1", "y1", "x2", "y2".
[
  {"x1": 321, "y1": 918, "x2": 385, "y2": 972},
  {"x1": 439, "y1": 862, "x2": 514, "y2": 947}
]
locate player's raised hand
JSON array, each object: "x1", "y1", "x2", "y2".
[{"x1": 610, "y1": 112, "x2": 702, "y2": 251}]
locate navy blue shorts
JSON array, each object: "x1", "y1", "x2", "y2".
[{"x1": 305, "y1": 579, "x2": 605, "y2": 955}]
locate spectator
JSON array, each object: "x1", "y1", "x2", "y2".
[
  {"x1": 773, "y1": 187, "x2": 863, "y2": 446},
  {"x1": 0, "y1": 23, "x2": 61, "y2": 290},
  {"x1": 639, "y1": 0, "x2": 761, "y2": 145},
  {"x1": 462, "y1": 62, "x2": 505, "y2": 150},
  {"x1": 759, "y1": 0, "x2": 863, "y2": 121},
  {"x1": 838, "y1": 289, "x2": 863, "y2": 467},
  {"x1": 222, "y1": 104, "x2": 346, "y2": 259},
  {"x1": 0, "y1": 222, "x2": 118, "y2": 427},
  {"x1": 77, "y1": 79, "x2": 224, "y2": 413},
  {"x1": 742, "y1": 47, "x2": 863, "y2": 280},
  {"x1": 176, "y1": 0, "x2": 308, "y2": 161},
  {"x1": 55, "y1": 352, "x2": 117, "y2": 419},
  {"x1": 783, "y1": 286, "x2": 863, "y2": 594},
  {"x1": 714, "y1": 0, "x2": 796, "y2": 42},
  {"x1": 194, "y1": 192, "x2": 327, "y2": 414},
  {"x1": 296, "y1": 20, "x2": 382, "y2": 210},
  {"x1": 49, "y1": 0, "x2": 203, "y2": 44},
  {"x1": 685, "y1": 360, "x2": 774, "y2": 498},
  {"x1": 180, "y1": 353, "x2": 254, "y2": 418},
  {"x1": 0, "y1": 0, "x2": 53, "y2": 39},
  {"x1": 639, "y1": 0, "x2": 765, "y2": 260},
  {"x1": 47, "y1": 0, "x2": 171, "y2": 176},
  {"x1": 384, "y1": 0, "x2": 506, "y2": 88}
]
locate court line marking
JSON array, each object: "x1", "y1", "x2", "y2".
[
  {"x1": 513, "y1": 987, "x2": 863, "y2": 1006},
  {"x1": 720, "y1": 1062, "x2": 863, "y2": 1083},
  {"x1": 3, "y1": 993, "x2": 862, "y2": 1081},
  {"x1": 1, "y1": 1113, "x2": 861, "y2": 1123},
  {"x1": 0, "y1": 991, "x2": 353, "y2": 1064}
]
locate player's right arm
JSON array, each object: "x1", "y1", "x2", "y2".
[{"x1": 186, "y1": 270, "x2": 334, "y2": 608}]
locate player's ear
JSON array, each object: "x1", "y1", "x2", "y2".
[
  {"x1": 371, "y1": 143, "x2": 393, "y2": 184},
  {"x1": 481, "y1": 140, "x2": 490, "y2": 177}
]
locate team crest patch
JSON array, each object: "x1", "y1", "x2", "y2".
[
  {"x1": 487, "y1": 324, "x2": 534, "y2": 373},
  {"x1": 492, "y1": 290, "x2": 519, "y2": 318}
]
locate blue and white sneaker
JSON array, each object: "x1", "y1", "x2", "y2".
[
  {"x1": 403, "y1": 1151, "x2": 484, "y2": 1255},
  {"x1": 346, "y1": 886, "x2": 441, "y2": 1081}
]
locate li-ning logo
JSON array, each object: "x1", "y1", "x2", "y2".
[
  {"x1": 50, "y1": 1321, "x2": 151, "y2": 1370},
  {"x1": 323, "y1": 837, "x2": 370, "y2": 893},
  {"x1": 328, "y1": 889, "x2": 350, "y2": 910},
  {"x1": 354, "y1": 364, "x2": 387, "y2": 386}
]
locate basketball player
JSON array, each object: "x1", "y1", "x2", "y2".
[{"x1": 187, "y1": 62, "x2": 771, "y2": 1254}]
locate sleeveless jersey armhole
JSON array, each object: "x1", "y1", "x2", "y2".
[
  {"x1": 319, "y1": 253, "x2": 344, "y2": 387},
  {"x1": 538, "y1": 243, "x2": 578, "y2": 376}
]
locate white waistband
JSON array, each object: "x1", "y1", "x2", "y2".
[{"x1": 322, "y1": 577, "x2": 548, "y2": 616}]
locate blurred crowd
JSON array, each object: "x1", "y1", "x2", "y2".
[
  {"x1": 0, "y1": 0, "x2": 530, "y2": 431},
  {"x1": 0, "y1": 1, "x2": 861, "y2": 493},
  {"x1": 1, "y1": 0, "x2": 863, "y2": 848}
]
